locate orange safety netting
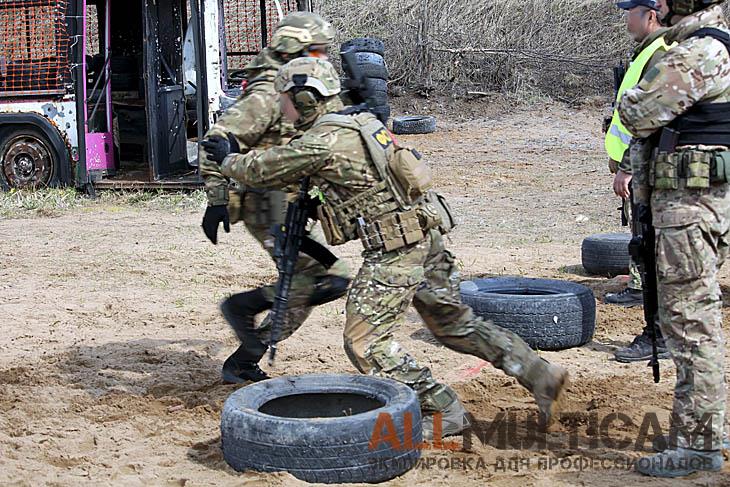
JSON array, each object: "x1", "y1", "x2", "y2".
[
  {"x1": 0, "y1": 0, "x2": 71, "y2": 95},
  {"x1": 223, "y1": 0, "x2": 300, "y2": 70}
]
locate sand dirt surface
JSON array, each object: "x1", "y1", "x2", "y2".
[{"x1": 2, "y1": 102, "x2": 729, "y2": 486}]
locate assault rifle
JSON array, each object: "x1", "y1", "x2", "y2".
[
  {"x1": 340, "y1": 48, "x2": 388, "y2": 124},
  {"x1": 268, "y1": 177, "x2": 339, "y2": 364},
  {"x1": 628, "y1": 203, "x2": 660, "y2": 383}
]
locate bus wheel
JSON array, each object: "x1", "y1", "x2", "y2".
[{"x1": 0, "y1": 128, "x2": 59, "y2": 190}]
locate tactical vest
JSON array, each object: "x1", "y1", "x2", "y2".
[
  {"x1": 605, "y1": 35, "x2": 674, "y2": 162},
  {"x1": 651, "y1": 28, "x2": 730, "y2": 189},
  {"x1": 669, "y1": 28, "x2": 730, "y2": 147},
  {"x1": 311, "y1": 112, "x2": 453, "y2": 251}
]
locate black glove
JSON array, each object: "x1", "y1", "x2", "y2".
[
  {"x1": 202, "y1": 205, "x2": 230, "y2": 244},
  {"x1": 200, "y1": 133, "x2": 240, "y2": 164}
]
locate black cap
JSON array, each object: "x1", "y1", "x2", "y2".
[{"x1": 616, "y1": 0, "x2": 660, "y2": 10}]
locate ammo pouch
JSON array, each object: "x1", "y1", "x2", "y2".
[
  {"x1": 421, "y1": 191, "x2": 457, "y2": 235},
  {"x1": 226, "y1": 185, "x2": 287, "y2": 226},
  {"x1": 356, "y1": 208, "x2": 425, "y2": 252},
  {"x1": 317, "y1": 202, "x2": 349, "y2": 246},
  {"x1": 389, "y1": 147, "x2": 434, "y2": 204},
  {"x1": 651, "y1": 150, "x2": 730, "y2": 189}
]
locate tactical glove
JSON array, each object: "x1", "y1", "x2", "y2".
[
  {"x1": 200, "y1": 133, "x2": 240, "y2": 164},
  {"x1": 202, "y1": 205, "x2": 231, "y2": 244}
]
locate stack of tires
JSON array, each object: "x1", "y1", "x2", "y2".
[{"x1": 340, "y1": 38, "x2": 390, "y2": 124}]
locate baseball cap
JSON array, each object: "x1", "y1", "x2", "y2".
[{"x1": 616, "y1": 0, "x2": 660, "y2": 10}]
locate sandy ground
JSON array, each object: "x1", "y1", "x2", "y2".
[{"x1": 2, "y1": 101, "x2": 730, "y2": 486}]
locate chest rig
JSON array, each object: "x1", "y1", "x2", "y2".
[{"x1": 312, "y1": 112, "x2": 451, "y2": 251}]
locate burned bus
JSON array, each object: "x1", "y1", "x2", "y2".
[{"x1": 0, "y1": 0, "x2": 307, "y2": 190}]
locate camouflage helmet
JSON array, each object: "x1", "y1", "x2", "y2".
[
  {"x1": 269, "y1": 12, "x2": 335, "y2": 54},
  {"x1": 666, "y1": 0, "x2": 725, "y2": 15},
  {"x1": 274, "y1": 57, "x2": 341, "y2": 97}
]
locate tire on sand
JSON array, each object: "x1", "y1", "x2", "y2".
[
  {"x1": 581, "y1": 232, "x2": 632, "y2": 276},
  {"x1": 460, "y1": 277, "x2": 596, "y2": 351},
  {"x1": 392, "y1": 115, "x2": 437, "y2": 135},
  {"x1": 221, "y1": 374, "x2": 422, "y2": 483}
]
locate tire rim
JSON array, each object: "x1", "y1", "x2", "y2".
[{"x1": 1, "y1": 135, "x2": 54, "y2": 189}]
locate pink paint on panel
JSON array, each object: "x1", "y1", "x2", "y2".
[{"x1": 86, "y1": 132, "x2": 114, "y2": 172}]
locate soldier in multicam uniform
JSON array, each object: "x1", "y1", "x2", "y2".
[
  {"x1": 618, "y1": 0, "x2": 730, "y2": 477},
  {"x1": 211, "y1": 57, "x2": 569, "y2": 438},
  {"x1": 199, "y1": 12, "x2": 349, "y2": 384}
]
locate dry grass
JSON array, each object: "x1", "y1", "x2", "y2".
[
  {"x1": 0, "y1": 188, "x2": 206, "y2": 219},
  {"x1": 319, "y1": 0, "x2": 730, "y2": 99}
]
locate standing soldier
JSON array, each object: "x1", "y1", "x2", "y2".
[
  {"x1": 199, "y1": 12, "x2": 349, "y2": 384},
  {"x1": 605, "y1": 0, "x2": 674, "y2": 364},
  {"x1": 213, "y1": 57, "x2": 569, "y2": 438},
  {"x1": 619, "y1": 0, "x2": 730, "y2": 477}
]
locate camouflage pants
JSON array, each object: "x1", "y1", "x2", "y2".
[
  {"x1": 344, "y1": 229, "x2": 544, "y2": 412},
  {"x1": 239, "y1": 189, "x2": 336, "y2": 343},
  {"x1": 653, "y1": 183, "x2": 730, "y2": 451}
]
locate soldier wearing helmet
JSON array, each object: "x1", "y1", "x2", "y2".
[
  {"x1": 214, "y1": 57, "x2": 569, "y2": 440},
  {"x1": 198, "y1": 12, "x2": 348, "y2": 385},
  {"x1": 618, "y1": 0, "x2": 730, "y2": 477}
]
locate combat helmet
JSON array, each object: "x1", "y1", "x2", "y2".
[
  {"x1": 274, "y1": 57, "x2": 341, "y2": 97},
  {"x1": 269, "y1": 12, "x2": 335, "y2": 55}
]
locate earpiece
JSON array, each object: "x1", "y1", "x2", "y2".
[{"x1": 293, "y1": 89, "x2": 320, "y2": 110}]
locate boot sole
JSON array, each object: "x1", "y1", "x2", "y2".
[
  {"x1": 615, "y1": 352, "x2": 670, "y2": 364},
  {"x1": 222, "y1": 369, "x2": 269, "y2": 385}
]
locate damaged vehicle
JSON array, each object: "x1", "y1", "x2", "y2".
[{"x1": 0, "y1": 0, "x2": 309, "y2": 191}]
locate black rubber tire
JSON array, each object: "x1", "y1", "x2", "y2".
[
  {"x1": 221, "y1": 374, "x2": 422, "y2": 483},
  {"x1": 353, "y1": 52, "x2": 389, "y2": 80},
  {"x1": 371, "y1": 105, "x2": 391, "y2": 124},
  {"x1": 365, "y1": 77, "x2": 388, "y2": 93},
  {"x1": 0, "y1": 127, "x2": 60, "y2": 190},
  {"x1": 581, "y1": 233, "x2": 632, "y2": 276},
  {"x1": 392, "y1": 115, "x2": 437, "y2": 135},
  {"x1": 341, "y1": 37, "x2": 385, "y2": 56},
  {"x1": 460, "y1": 277, "x2": 596, "y2": 351},
  {"x1": 369, "y1": 89, "x2": 388, "y2": 107}
]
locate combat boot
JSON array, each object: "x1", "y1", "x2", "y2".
[
  {"x1": 652, "y1": 432, "x2": 730, "y2": 453},
  {"x1": 422, "y1": 397, "x2": 471, "y2": 441},
  {"x1": 636, "y1": 448, "x2": 723, "y2": 477},
  {"x1": 614, "y1": 331, "x2": 670, "y2": 363},
  {"x1": 220, "y1": 288, "x2": 273, "y2": 384},
  {"x1": 604, "y1": 288, "x2": 644, "y2": 306},
  {"x1": 524, "y1": 359, "x2": 569, "y2": 427},
  {"x1": 221, "y1": 345, "x2": 270, "y2": 384}
]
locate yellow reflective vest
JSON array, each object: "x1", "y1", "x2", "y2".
[{"x1": 605, "y1": 35, "x2": 674, "y2": 162}]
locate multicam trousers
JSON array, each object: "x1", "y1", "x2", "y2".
[
  {"x1": 653, "y1": 182, "x2": 730, "y2": 451},
  {"x1": 343, "y1": 229, "x2": 544, "y2": 412}
]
